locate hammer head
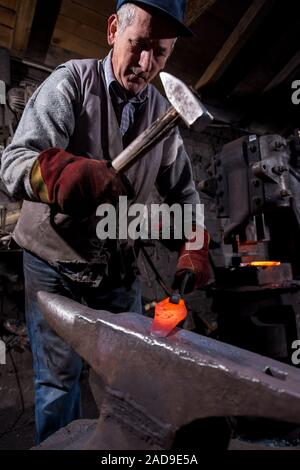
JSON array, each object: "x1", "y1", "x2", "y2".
[{"x1": 160, "y1": 72, "x2": 213, "y2": 129}]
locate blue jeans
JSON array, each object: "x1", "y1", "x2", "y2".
[{"x1": 23, "y1": 250, "x2": 142, "y2": 444}]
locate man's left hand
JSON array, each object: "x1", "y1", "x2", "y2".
[{"x1": 174, "y1": 229, "x2": 210, "y2": 294}]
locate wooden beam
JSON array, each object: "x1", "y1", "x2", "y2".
[
  {"x1": 195, "y1": 0, "x2": 273, "y2": 90},
  {"x1": 0, "y1": 0, "x2": 16, "y2": 10},
  {"x1": 71, "y1": 0, "x2": 115, "y2": 17},
  {"x1": 55, "y1": 14, "x2": 108, "y2": 49},
  {"x1": 12, "y1": 0, "x2": 37, "y2": 57},
  {"x1": 25, "y1": 0, "x2": 62, "y2": 63},
  {"x1": 0, "y1": 5, "x2": 16, "y2": 28},
  {"x1": 0, "y1": 23, "x2": 13, "y2": 49},
  {"x1": 60, "y1": 0, "x2": 108, "y2": 32},
  {"x1": 51, "y1": 28, "x2": 109, "y2": 59},
  {"x1": 263, "y1": 49, "x2": 300, "y2": 93},
  {"x1": 185, "y1": 0, "x2": 217, "y2": 26}
]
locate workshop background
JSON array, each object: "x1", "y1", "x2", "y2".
[{"x1": 0, "y1": 0, "x2": 300, "y2": 450}]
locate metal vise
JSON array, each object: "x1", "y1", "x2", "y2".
[{"x1": 37, "y1": 291, "x2": 300, "y2": 450}]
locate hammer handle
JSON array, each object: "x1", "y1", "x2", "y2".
[{"x1": 112, "y1": 107, "x2": 179, "y2": 173}]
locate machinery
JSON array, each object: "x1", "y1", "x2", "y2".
[
  {"x1": 0, "y1": 47, "x2": 38, "y2": 336},
  {"x1": 200, "y1": 131, "x2": 300, "y2": 364}
]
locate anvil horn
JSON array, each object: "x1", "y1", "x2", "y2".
[{"x1": 37, "y1": 291, "x2": 113, "y2": 376}]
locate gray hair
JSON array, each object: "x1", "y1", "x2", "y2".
[{"x1": 117, "y1": 3, "x2": 137, "y2": 32}]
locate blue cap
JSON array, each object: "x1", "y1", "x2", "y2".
[{"x1": 116, "y1": 0, "x2": 193, "y2": 37}]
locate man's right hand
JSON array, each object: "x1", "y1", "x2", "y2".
[{"x1": 30, "y1": 148, "x2": 131, "y2": 217}]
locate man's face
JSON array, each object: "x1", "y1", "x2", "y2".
[{"x1": 108, "y1": 6, "x2": 177, "y2": 95}]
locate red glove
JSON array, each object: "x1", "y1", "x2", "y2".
[
  {"x1": 174, "y1": 229, "x2": 210, "y2": 293},
  {"x1": 30, "y1": 148, "x2": 129, "y2": 217}
]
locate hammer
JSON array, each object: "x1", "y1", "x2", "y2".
[{"x1": 111, "y1": 72, "x2": 213, "y2": 173}]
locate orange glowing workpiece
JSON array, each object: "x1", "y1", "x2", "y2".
[
  {"x1": 249, "y1": 261, "x2": 281, "y2": 267},
  {"x1": 151, "y1": 297, "x2": 188, "y2": 337}
]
